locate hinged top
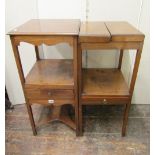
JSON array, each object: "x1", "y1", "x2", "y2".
[
  {"x1": 8, "y1": 19, "x2": 80, "y2": 36},
  {"x1": 8, "y1": 20, "x2": 145, "y2": 41},
  {"x1": 79, "y1": 22, "x2": 111, "y2": 43},
  {"x1": 105, "y1": 21, "x2": 145, "y2": 42},
  {"x1": 79, "y1": 21, "x2": 144, "y2": 43}
]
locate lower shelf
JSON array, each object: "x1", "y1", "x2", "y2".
[
  {"x1": 36, "y1": 104, "x2": 76, "y2": 130},
  {"x1": 82, "y1": 68, "x2": 130, "y2": 98}
]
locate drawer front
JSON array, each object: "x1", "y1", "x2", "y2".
[
  {"x1": 25, "y1": 88, "x2": 74, "y2": 100},
  {"x1": 81, "y1": 97, "x2": 130, "y2": 105},
  {"x1": 28, "y1": 98, "x2": 75, "y2": 106}
]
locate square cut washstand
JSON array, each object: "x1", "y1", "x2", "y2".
[
  {"x1": 8, "y1": 19, "x2": 80, "y2": 136},
  {"x1": 78, "y1": 21, "x2": 145, "y2": 136}
]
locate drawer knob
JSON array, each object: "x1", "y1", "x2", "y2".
[
  {"x1": 101, "y1": 99, "x2": 108, "y2": 104},
  {"x1": 48, "y1": 100, "x2": 54, "y2": 104},
  {"x1": 48, "y1": 92, "x2": 52, "y2": 96}
]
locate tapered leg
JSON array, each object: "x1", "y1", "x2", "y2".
[
  {"x1": 10, "y1": 38, "x2": 37, "y2": 135},
  {"x1": 77, "y1": 42, "x2": 83, "y2": 136},
  {"x1": 26, "y1": 104, "x2": 37, "y2": 135},
  {"x1": 79, "y1": 104, "x2": 83, "y2": 136},
  {"x1": 73, "y1": 37, "x2": 80, "y2": 136},
  {"x1": 75, "y1": 103, "x2": 80, "y2": 136},
  {"x1": 122, "y1": 103, "x2": 131, "y2": 137}
]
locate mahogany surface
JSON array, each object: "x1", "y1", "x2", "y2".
[
  {"x1": 25, "y1": 59, "x2": 74, "y2": 89},
  {"x1": 8, "y1": 19, "x2": 80, "y2": 35},
  {"x1": 79, "y1": 22, "x2": 111, "y2": 43},
  {"x1": 105, "y1": 21, "x2": 144, "y2": 41},
  {"x1": 82, "y1": 69, "x2": 129, "y2": 97}
]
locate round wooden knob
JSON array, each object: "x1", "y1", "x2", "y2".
[
  {"x1": 101, "y1": 99, "x2": 108, "y2": 104},
  {"x1": 48, "y1": 92, "x2": 52, "y2": 96}
]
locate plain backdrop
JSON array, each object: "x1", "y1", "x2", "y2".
[{"x1": 5, "y1": 0, "x2": 149, "y2": 105}]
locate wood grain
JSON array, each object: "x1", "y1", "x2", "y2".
[
  {"x1": 12, "y1": 35, "x2": 74, "y2": 46},
  {"x1": 79, "y1": 22, "x2": 111, "y2": 43},
  {"x1": 8, "y1": 19, "x2": 80, "y2": 35},
  {"x1": 82, "y1": 68, "x2": 129, "y2": 97},
  {"x1": 25, "y1": 88, "x2": 74, "y2": 100},
  {"x1": 105, "y1": 21, "x2": 145, "y2": 41},
  {"x1": 129, "y1": 42, "x2": 143, "y2": 95},
  {"x1": 25, "y1": 59, "x2": 74, "y2": 89},
  {"x1": 27, "y1": 99, "x2": 75, "y2": 106},
  {"x1": 72, "y1": 37, "x2": 79, "y2": 135},
  {"x1": 81, "y1": 42, "x2": 141, "y2": 50}
]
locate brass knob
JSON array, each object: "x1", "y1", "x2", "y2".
[{"x1": 101, "y1": 99, "x2": 108, "y2": 104}]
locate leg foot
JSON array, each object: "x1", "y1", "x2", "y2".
[
  {"x1": 26, "y1": 104, "x2": 37, "y2": 135},
  {"x1": 79, "y1": 104, "x2": 83, "y2": 136},
  {"x1": 122, "y1": 103, "x2": 131, "y2": 137}
]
